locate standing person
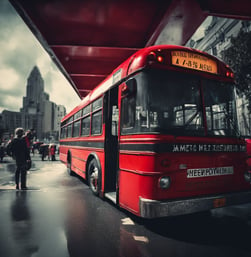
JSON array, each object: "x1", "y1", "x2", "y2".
[
  {"x1": 10, "y1": 128, "x2": 31, "y2": 190},
  {"x1": 49, "y1": 144, "x2": 56, "y2": 161}
]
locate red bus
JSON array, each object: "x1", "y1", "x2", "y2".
[{"x1": 59, "y1": 45, "x2": 251, "y2": 218}]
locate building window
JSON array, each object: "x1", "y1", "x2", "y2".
[{"x1": 212, "y1": 47, "x2": 217, "y2": 56}]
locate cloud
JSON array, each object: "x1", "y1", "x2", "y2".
[
  {"x1": 0, "y1": 92, "x2": 23, "y2": 112},
  {"x1": 0, "y1": 0, "x2": 81, "y2": 114},
  {"x1": 0, "y1": 21, "x2": 42, "y2": 77},
  {"x1": 0, "y1": 68, "x2": 20, "y2": 91},
  {"x1": 0, "y1": 67, "x2": 25, "y2": 112}
]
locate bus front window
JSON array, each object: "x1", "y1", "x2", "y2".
[
  {"x1": 203, "y1": 80, "x2": 238, "y2": 137},
  {"x1": 121, "y1": 70, "x2": 204, "y2": 135},
  {"x1": 121, "y1": 70, "x2": 238, "y2": 137}
]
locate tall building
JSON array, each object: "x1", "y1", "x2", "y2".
[
  {"x1": 187, "y1": 17, "x2": 251, "y2": 58},
  {"x1": 1, "y1": 66, "x2": 66, "y2": 141},
  {"x1": 20, "y1": 66, "x2": 49, "y2": 140},
  {"x1": 55, "y1": 105, "x2": 66, "y2": 131}
]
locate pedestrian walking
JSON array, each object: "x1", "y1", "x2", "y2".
[{"x1": 9, "y1": 128, "x2": 31, "y2": 190}]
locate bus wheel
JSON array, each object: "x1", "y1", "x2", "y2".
[
  {"x1": 88, "y1": 159, "x2": 100, "y2": 196},
  {"x1": 67, "y1": 159, "x2": 73, "y2": 176}
]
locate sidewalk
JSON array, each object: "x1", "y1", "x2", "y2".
[{"x1": 0, "y1": 153, "x2": 62, "y2": 191}]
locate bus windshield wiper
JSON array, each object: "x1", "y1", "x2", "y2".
[
  {"x1": 183, "y1": 108, "x2": 201, "y2": 128},
  {"x1": 223, "y1": 106, "x2": 241, "y2": 137}
]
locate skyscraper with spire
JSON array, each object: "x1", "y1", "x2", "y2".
[
  {"x1": 1, "y1": 66, "x2": 66, "y2": 141},
  {"x1": 23, "y1": 66, "x2": 45, "y2": 111},
  {"x1": 20, "y1": 66, "x2": 66, "y2": 140},
  {"x1": 21, "y1": 66, "x2": 44, "y2": 139}
]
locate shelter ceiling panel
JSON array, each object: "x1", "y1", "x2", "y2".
[
  {"x1": 10, "y1": 0, "x2": 251, "y2": 100},
  {"x1": 14, "y1": 0, "x2": 172, "y2": 48},
  {"x1": 71, "y1": 75, "x2": 106, "y2": 97},
  {"x1": 198, "y1": 0, "x2": 251, "y2": 19},
  {"x1": 51, "y1": 46, "x2": 138, "y2": 75}
]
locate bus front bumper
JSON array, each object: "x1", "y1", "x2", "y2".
[{"x1": 139, "y1": 190, "x2": 251, "y2": 218}]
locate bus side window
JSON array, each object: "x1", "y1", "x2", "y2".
[
  {"x1": 121, "y1": 96, "x2": 136, "y2": 132},
  {"x1": 67, "y1": 124, "x2": 72, "y2": 138},
  {"x1": 81, "y1": 116, "x2": 90, "y2": 136},
  {"x1": 112, "y1": 105, "x2": 119, "y2": 136},
  {"x1": 73, "y1": 120, "x2": 81, "y2": 137},
  {"x1": 121, "y1": 79, "x2": 137, "y2": 133},
  {"x1": 91, "y1": 110, "x2": 102, "y2": 135}
]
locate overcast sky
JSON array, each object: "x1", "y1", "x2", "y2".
[{"x1": 0, "y1": 0, "x2": 81, "y2": 114}]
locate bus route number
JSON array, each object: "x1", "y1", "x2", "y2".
[{"x1": 171, "y1": 51, "x2": 218, "y2": 74}]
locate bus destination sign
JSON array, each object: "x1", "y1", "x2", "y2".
[{"x1": 171, "y1": 51, "x2": 218, "y2": 74}]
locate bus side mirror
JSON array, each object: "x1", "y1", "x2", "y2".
[{"x1": 121, "y1": 78, "x2": 137, "y2": 98}]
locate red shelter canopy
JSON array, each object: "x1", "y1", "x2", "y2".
[{"x1": 9, "y1": 0, "x2": 251, "y2": 99}]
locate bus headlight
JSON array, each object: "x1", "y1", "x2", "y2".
[{"x1": 159, "y1": 176, "x2": 171, "y2": 189}]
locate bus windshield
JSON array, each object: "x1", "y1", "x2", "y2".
[{"x1": 121, "y1": 69, "x2": 238, "y2": 137}]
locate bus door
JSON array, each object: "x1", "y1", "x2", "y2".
[{"x1": 104, "y1": 86, "x2": 119, "y2": 203}]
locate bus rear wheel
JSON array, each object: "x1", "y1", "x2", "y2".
[
  {"x1": 88, "y1": 159, "x2": 100, "y2": 196},
  {"x1": 67, "y1": 158, "x2": 73, "y2": 176}
]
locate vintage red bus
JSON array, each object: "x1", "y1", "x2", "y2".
[{"x1": 59, "y1": 45, "x2": 251, "y2": 218}]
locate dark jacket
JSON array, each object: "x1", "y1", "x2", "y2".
[{"x1": 10, "y1": 137, "x2": 30, "y2": 165}]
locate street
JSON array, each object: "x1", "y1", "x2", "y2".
[{"x1": 0, "y1": 154, "x2": 251, "y2": 257}]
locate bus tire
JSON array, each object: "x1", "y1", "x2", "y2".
[
  {"x1": 88, "y1": 159, "x2": 101, "y2": 196},
  {"x1": 67, "y1": 154, "x2": 74, "y2": 176}
]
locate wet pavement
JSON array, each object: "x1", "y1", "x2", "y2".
[{"x1": 0, "y1": 154, "x2": 251, "y2": 257}]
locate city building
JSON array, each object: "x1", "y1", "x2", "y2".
[
  {"x1": 1, "y1": 110, "x2": 21, "y2": 139},
  {"x1": 56, "y1": 105, "x2": 66, "y2": 131},
  {"x1": 0, "y1": 66, "x2": 66, "y2": 142},
  {"x1": 187, "y1": 17, "x2": 251, "y2": 59},
  {"x1": 186, "y1": 17, "x2": 251, "y2": 135},
  {"x1": 20, "y1": 66, "x2": 45, "y2": 140}
]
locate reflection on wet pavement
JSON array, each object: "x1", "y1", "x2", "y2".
[{"x1": 0, "y1": 155, "x2": 251, "y2": 257}]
